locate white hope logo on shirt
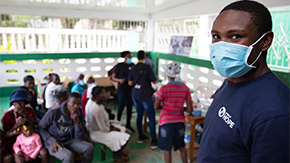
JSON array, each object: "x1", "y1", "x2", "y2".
[{"x1": 218, "y1": 107, "x2": 235, "y2": 129}]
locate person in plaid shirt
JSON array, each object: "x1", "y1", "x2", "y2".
[{"x1": 1, "y1": 88, "x2": 48, "y2": 163}]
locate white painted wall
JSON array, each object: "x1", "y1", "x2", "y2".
[{"x1": 151, "y1": 0, "x2": 290, "y2": 20}]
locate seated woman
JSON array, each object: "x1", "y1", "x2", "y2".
[
  {"x1": 85, "y1": 86, "x2": 130, "y2": 162},
  {"x1": 71, "y1": 73, "x2": 85, "y2": 97}
]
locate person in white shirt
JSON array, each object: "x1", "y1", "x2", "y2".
[
  {"x1": 85, "y1": 86, "x2": 130, "y2": 162},
  {"x1": 45, "y1": 74, "x2": 60, "y2": 109}
]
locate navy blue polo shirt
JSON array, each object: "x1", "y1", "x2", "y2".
[
  {"x1": 128, "y1": 62, "x2": 157, "y2": 102},
  {"x1": 197, "y1": 71, "x2": 290, "y2": 163},
  {"x1": 114, "y1": 62, "x2": 134, "y2": 91}
]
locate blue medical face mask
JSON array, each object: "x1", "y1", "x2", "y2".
[
  {"x1": 126, "y1": 58, "x2": 132, "y2": 64},
  {"x1": 210, "y1": 33, "x2": 266, "y2": 78},
  {"x1": 79, "y1": 80, "x2": 85, "y2": 86},
  {"x1": 88, "y1": 82, "x2": 96, "y2": 87}
]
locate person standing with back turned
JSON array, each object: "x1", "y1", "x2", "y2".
[
  {"x1": 154, "y1": 62, "x2": 193, "y2": 163},
  {"x1": 197, "y1": 1, "x2": 290, "y2": 163},
  {"x1": 128, "y1": 50, "x2": 158, "y2": 149}
]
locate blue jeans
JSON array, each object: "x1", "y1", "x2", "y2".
[
  {"x1": 133, "y1": 98, "x2": 156, "y2": 140},
  {"x1": 117, "y1": 90, "x2": 133, "y2": 127}
]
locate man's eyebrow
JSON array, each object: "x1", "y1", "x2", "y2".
[
  {"x1": 227, "y1": 29, "x2": 246, "y2": 33},
  {"x1": 211, "y1": 30, "x2": 219, "y2": 33},
  {"x1": 211, "y1": 29, "x2": 246, "y2": 34}
]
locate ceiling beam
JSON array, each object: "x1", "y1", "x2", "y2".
[
  {"x1": 0, "y1": 5, "x2": 150, "y2": 21},
  {"x1": 151, "y1": 0, "x2": 290, "y2": 20}
]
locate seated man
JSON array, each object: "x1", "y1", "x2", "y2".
[
  {"x1": 1, "y1": 88, "x2": 47, "y2": 163},
  {"x1": 39, "y1": 93, "x2": 94, "y2": 163}
]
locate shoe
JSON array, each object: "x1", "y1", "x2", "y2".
[
  {"x1": 138, "y1": 134, "x2": 149, "y2": 143},
  {"x1": 151, "y1": 139, "x2": 158, "y2": 149},
  {"x1": 126, "y1": 126, "x2": 135, "y2": 133}
]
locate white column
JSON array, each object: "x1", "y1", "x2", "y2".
[
  {"x1": 92, "y1": 34, "x2": 97, "y2": 50},
  {"x1": 31, "y1": 34, "x2": 36, "y2": 51},
  {"x1": 10, "y1": 34, "x2": 16, "y2": 50},
  {"x1": 146, "y1": 20, "x2": 154, "y2": 51},
  {"x1": 64, "y1": 35, "x2": 69, "y2": 50},
  {"x1": 81, "y1": 35, "x2": 86, "y2": 49},
  {"x1": 17, "y1": 34, "x2": 23, "y2": 50},
  {"x1": 38, "y1": 34, "x2": 44, "y2": 51},
  {"x1": 25, "y1": 34, "x2": 30, "y2": 51},
  {"x1": 2, "y1": 33, "x2": 8, "y2": 50}
]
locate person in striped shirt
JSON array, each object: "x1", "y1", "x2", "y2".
[{"x1": 154, "y1": 62, "x2": 193, "y2": 163}]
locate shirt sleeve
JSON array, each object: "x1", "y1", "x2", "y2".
[
  {"x1": 113, "y1": 64, "x2": 120, "y2": 76},
  {"x1": 156, "y1": 86, "x2": 165, "y2": 100},
  {"x1": 38, "y1": 110, "x2": 57, "y2": 146},
  {"x1": 71, "y1": 85, "x2": 79, "y2": 93},
  {"x1": 128, "y1": 69, "x2": 134, "y2": 81},
  {"x1": 13, "y1": 135, "x2": 21, "y2": 154},
  {"x1": 1, "y1": 112, "x2": 13, "y2": 132},
  {"x1": 250, "y1": 115, "x2": 289, "y2": 163},
  {"x1": 147, "y1": 66, "x2": 157, "y2": 82},
  {"x1": 30, "y1": 134, "x2": 42, "y2": 159}
]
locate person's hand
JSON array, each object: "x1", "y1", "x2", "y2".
[
  {"x1": 70, "y1": 112, "x2": 80, "y2": 124},
  {"x1": 15, "y1": 117, "x2": 26, "y2": 128},
  {"x1": 17, "y1": 151, "x2": 23, "y2": 157},
  {"x1": 119, "y1": 79, "x2": 125, "y2": 84},
  {"x1": 51, "y1": 141, "x2": 63, "y2": 153},
  {"x1": 30, "y1": 89, "x2": 36, "y2": 95},
  {"x1": 13, "y1": 129, "x2": 20, "y2": 135}
]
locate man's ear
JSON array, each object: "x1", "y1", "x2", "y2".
[{"x1": 261, "y1": 31, "x2": 274, "y2": 52}]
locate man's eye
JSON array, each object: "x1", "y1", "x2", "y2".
[
  {"x1": 231, "y1": 35, "x2": 241, "y2": 39},
  {"x1": 212, "y1": 35, "x2": 220, "y2": 40}
]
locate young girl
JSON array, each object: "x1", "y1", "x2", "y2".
[{"x1": 13, "y1": 120, "x2": 45, "y2": 163}]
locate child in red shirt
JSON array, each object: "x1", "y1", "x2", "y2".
[{"x1": 155, "y1": 62, "x2": 193, "y2": 163}]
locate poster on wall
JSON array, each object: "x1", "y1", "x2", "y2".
[{"x1": 169, "y1": 36, "x2": 193, "y2": 56}]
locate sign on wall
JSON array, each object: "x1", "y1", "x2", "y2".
[{"x1": 169, "y1": 36, "x2": 193, "y2": 56}]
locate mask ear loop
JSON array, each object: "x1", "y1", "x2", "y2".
[{"x1": 244, "y1": 33, "x2": 267, "y2": 68}]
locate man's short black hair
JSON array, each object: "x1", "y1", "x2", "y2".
[
  {"x1": 23, "y1": 75, "x2": 34, "y2": 83},
  {"x1": 69, "y1": 92, "x2": 81, "y2": 99},
  {"x1": 137, "y1": 50, "x2": 146, "y2": 60},
  {"x1": 120, "y1": 51, "x2": 131, "y2": 58},
  {"x1": 220, "y1": 0, "x2": 272, "y2": 36}
]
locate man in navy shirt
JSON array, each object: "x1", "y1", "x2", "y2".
[
  {"x1": 128, "y1": 50, "x2": 158, "y2": 149},
  {"x1": 197, "y1": 1, "x2": 290, "y2": 163}
]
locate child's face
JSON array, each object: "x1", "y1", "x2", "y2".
[{"x1": 22, "y1": 125, "x2": 33, "y2": 137}]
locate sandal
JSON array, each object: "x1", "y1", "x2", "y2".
[{"x1": 114, "y1": 155, "x2": 130, "y2": 162}]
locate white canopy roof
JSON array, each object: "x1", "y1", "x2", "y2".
[{"x1": 0, "y1": 0, "x2": 289, "y2": 21}]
